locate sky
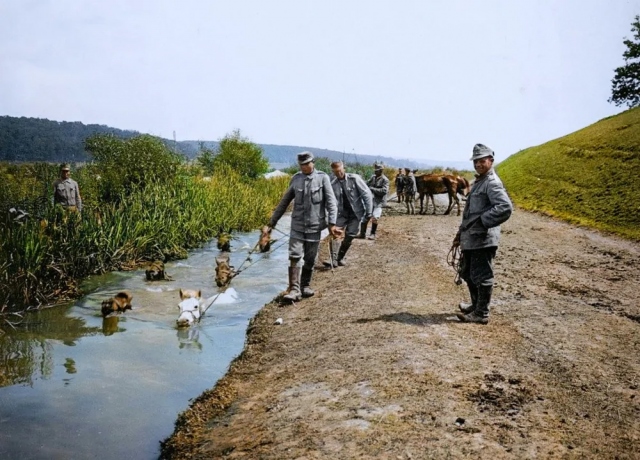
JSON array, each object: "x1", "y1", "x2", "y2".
[{"x1": 0, "y1": 0, "x2": 637, "y2": 163}]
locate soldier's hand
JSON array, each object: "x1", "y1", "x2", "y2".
[{"x1": 452, "y1": 232, "x2": 461, "y2": 247}]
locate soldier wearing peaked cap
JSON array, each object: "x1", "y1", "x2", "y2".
[
  {"x1": 453, "y1": 144, "x2": 512, "y2": 324},
  {"x1": 359, "y1": 163, "x2": 389, "y2": 240},
  {"x1": 266, "y1": 151, "x2": 340, "y2": 302},
  {"x1": 53, "y1": 163, "x2": 83, "y2": 212}
]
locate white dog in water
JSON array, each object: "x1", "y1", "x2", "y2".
[{"x1": 177, "y1": 289, "x2": 203, "y2": 328}]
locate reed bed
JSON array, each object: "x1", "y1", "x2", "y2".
[{"x1": 0, "y1": 162, "x2": 289, "y2": 313}]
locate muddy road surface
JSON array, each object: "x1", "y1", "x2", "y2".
[{"x1": 162, "y1": 199, "x2": 640, "y2": 459}]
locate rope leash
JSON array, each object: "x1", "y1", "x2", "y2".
[
  {"x1": 447, "y1": 243, "x2": 463, "y2": 285},
  {"x1": 199, "y1": 232, "x2": 290, "y2": 319}
]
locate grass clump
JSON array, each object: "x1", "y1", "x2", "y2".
[{"x1": 496, "y1": 107, "x2": 640, "y2": 240}]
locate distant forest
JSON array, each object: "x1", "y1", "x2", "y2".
[{"x1": 0, "y1": 115, "x2": 458, "y2": 169}]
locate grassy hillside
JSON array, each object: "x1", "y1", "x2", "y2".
[{"x1": 496, "y1": 107, "x2": 640, "y2": 240}]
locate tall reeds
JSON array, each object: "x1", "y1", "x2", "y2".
[{"x1": 0, "y1": 160, "x2": 289, "y2": 313}]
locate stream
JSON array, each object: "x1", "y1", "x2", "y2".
[{"x1": 0, "y1": 217, "x2": 290, "y2": 460}]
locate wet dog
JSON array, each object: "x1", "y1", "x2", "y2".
[
  {"x1": 258, "y1": 226, "x2": 272, "y2": 253},
  {"x1": 177, "y1": 289, "x2": 203, "y2": 328},
  {"x1": 145, "y1": 260, "x2": 173, "y2": 281},
  {"x1": 101, "y1": 291, "x2": 133, "y2": 317},
  {"x1": 215, "y1": 254, "x2": 235, "y2": 287},
  {"x1": 217, "y1": 232, "x2": 231, "y2": 252}
]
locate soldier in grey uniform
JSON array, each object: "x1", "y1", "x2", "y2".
[
  {"x1": 403, "y1": 167, "x2": 417, "y2": 215},
  {"x1": 53, "y1": 163, "x2": 83, "y2": 212},
  {"x1": 359, "y1": 163, "x2": 389, "y2": 240},
  {"x1": 453, "y1": 144, "x2": 512, "y2": 324},
  {"x1": 323, "y1": 161, "x2": 373, "y2": 268},
  {"x1": 267, "y1": 152, "x2": 340, "y2": 302},
  {"x1": 394, "y1": 168, "x2": 405, "y2": 203}
]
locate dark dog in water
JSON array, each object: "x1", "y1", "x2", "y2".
[
  {"x1": 217, "y1": 232, "x2": 231, "y2": 252},
  {"x1": 145, "y1": 260, "x2": 173, "y2": 281},
  {"x1": 101, "y1": 291, "x2": 133, "y2": 317}
]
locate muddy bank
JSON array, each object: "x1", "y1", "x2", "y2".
[{"x1": 162, "y1": 200, "x2": 640, "y2": 459}]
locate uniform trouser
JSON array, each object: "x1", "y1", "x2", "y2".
[
  {"x1": 459, "y1": 247, "x2": 498, "y2": 287},
  {"x1": 288, "y1": 237, "x2": 320, "y2": 271}
]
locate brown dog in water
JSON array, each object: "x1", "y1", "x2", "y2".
[
  {"x1": 258, "y1": 226, "x2": 272, "y2": 253},
  {"x1": 145, "y1": 260, "x2": 173, "y2": 281},
  {"x1": 101, "y1": 291, "x2": 133, "y2": 317},
  {"x1": 215, "y1": 254, "x2": 236, "y2": 287}
]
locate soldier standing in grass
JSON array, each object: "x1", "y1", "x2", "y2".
[
  {"x1": 453, "y1": 144, "x2": 512, "y2": 324},
  {"x1": 359, "y1": 163, "x2": 389, "y2": 240},
  {"x1": 323, "y1": 161, "x2": 373, "y2": 268},
  {"x1": 53, "y1": 163, "x2": 82, "y2": 212},
  {"x1": 267, "y1": 152, "x2": 340, "y2": 302}
]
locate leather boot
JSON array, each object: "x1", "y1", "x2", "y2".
[
  {"x1": 323, "y1": 239, "x2": 340, "y2": 268},
  {"x1": 356, "y1": 222, "x2": 368, "y2": 239},
  {"x1": 457, "y1": 285, "x2": 491, "y2": 324},
  {"x1": 336, "y1": 236, "x2": 353, "y2": 266},
  {"x1": 459, "y1": 281, "x2": 478, "y2": 314},
  {"x1": 300, "y1": 267, "x2": 315, "y2": 297},
  {"x1": 282, "y1": 266, "x2": 302, "y2": 302}
]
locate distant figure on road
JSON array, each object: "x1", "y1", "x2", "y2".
[
  {"x1": 403, "y1": 167, "x2": 417, "y2": 215},
  {"x1": 53, "y1": 163, "x2": 82, "y2": 212},
  {"x1": 453, "y1": 144, "x2": 512, "y2": 324},
  {"x1": 394, "y1": 168, "x2": 405, "y2": 203},
  {"x1": 359, "y1": 163, "x2": 389, "y2": 240}
]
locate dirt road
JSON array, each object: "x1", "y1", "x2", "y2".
[{"x1": 162, "y1": 198, "x2": 640, "y2": 459}]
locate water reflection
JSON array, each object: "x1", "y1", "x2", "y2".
[
  {"x1": 102, "y1": 315, "x2": 125, "y2": 336},
  {"x1": 0, "y1": 304, "x2": 100, "y2": 387},
  {"x1": 176, "y1": 328, "x2": 202, "y2": 351}
]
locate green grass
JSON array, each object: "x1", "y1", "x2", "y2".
[{"x1": 496, "y1": 107, "x2": 640, "y2": 240}]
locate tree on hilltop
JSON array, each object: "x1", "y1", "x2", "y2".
[
  {"x1": 609, "y1": 15, "x2": 640, "y2": 108},
  {"x1": 210, "y1": 130, "x2": 269, "y2": 180}
]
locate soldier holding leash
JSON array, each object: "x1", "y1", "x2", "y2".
[
  {"x1": 267, "y1": 152, "x2": 340, "y2": 302},
  {"x1": 453, "y1": 144, "x2": 512, "y2": 324},
  {"x1": 323, "y1": 161, "x2": 373, "y2": 268}
]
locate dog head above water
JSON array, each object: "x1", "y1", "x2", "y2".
[
  {"x1": 101, "y1": 291, "x2": 133, "y2": 317},
  {"x1": 177, "y1": 289, "x2": 202, "y2": 328},
  {"x1": 145, "y1": 260, "x2": 173, "y2": 281},
  {"x1": 258, "y1": 226, "x2": 272, "y2": 253},
  {"x1": 215, "y1": 255, "x2": 235, "y2": 287}
]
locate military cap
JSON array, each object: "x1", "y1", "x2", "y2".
[
  {"x1": 297, "y1": 151, "x2": 314, "y2": 165},
  {"x1": 374, "y1": 163, "x2": 384, "y2": 171},
  {"x1": 60, "y1": 163, "x2": 71, "y2": 171},
  {"x1": 470, "y1": 144, "x2": 494, "y2": 161}
]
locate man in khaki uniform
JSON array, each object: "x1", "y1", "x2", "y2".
[{"x1": 53, "y1": 164, "x2": 82, "y2": 212}]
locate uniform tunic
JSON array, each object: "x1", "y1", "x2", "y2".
[{"x1": 53, "y1": 178, "x2": 82, "y2": 211}]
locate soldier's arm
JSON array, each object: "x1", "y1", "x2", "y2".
[
  {"x1": 480, "y1": 181, "x2": 513, "y2": 228},
  {"x1": 355, "y1": 176, "x2": 374, "y2": 217},
  {"x1": 268, "y1": 181, "x2": 295, "y2": 228},
  {"x1": 323, "y1": 174, "x2": 338, "y2": 226}
]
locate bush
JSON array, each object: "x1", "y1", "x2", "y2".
[{"x1": 209, "y1": 130, "x2": 269, "y2": 180}]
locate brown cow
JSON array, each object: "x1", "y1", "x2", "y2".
[{"x1": 415, "y1": 174, "x2": 470, "y2": 215}]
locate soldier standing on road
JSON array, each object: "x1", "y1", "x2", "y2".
[
  {"x1": 53, "y1": 163, "x2": 82, "y2": 212},
  {"x1": 403, "y1": 167, "x2": 417, "y2": 215},
  {"x1": 359, "y1": 163, "x2": 389, "y2": 240},
  {"x1": 453, "y1": 144, "x2": 512, "y2": 324},
  {"x1": 394, "y1": 168, "x2": 405, "y2": 203},
  {"x1": 267, "y1": 152, "x2": 340, "y2": 302},
  {"x1": 323, "y1": 161, "x2": 373, "y2": 268}
]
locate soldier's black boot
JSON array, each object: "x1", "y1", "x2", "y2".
[
  {"x1": 336, "y1": 236, "x2": 353, "y2": 266},
  {"x1": 323, "y1": 239, "x2": 340, "y2": 268},
  {"x1": 282, "y1": 266, "x2": 302, "y2": 302},
  {"x1": 356, "y1": 222, "x2": 368, "y2": 239},
  {"x1": 459, "y1": 281, "x2": 478, "y2": 314},
  {"x1": 457, "y1": 285, "x2": 491, "y2": 324},
  {"x1": 300, "y1": 267, "x2": 315, "y2": 298},
  {"x1": 367, "y1": 223, "x2": 378, "y2": 240}
]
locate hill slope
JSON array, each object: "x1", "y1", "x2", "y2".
[{"x1": 496, "y1": 107, "x2": 640, "y2": 240}]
